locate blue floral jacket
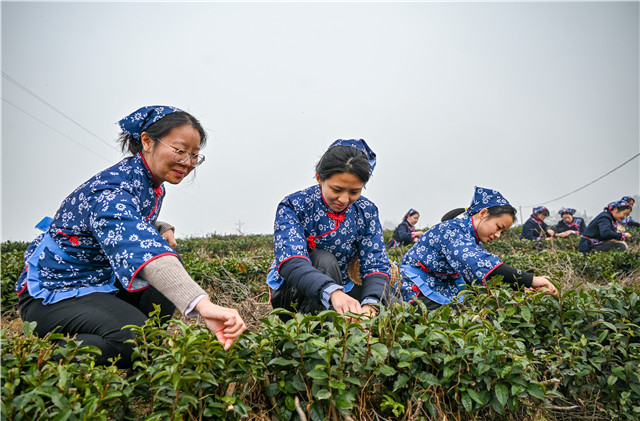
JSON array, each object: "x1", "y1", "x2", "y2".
[
  {"x1": 399, "y1": 214, "x2": 502, "y2": 305},
  {"x1": 16, "y1": 153, "x2": 177, "y2": 304},
  {"x1": 268, "y1": 184, "x2": 390, "y2": 295}
]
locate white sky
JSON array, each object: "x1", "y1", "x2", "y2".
[{"x1": 2, "y1": 1, "x2": 639, "y2": 242}]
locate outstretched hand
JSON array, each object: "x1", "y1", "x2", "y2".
[
  {"x1": 194, "y1": 298, "x2": 247, "y2": 350},
  {"x1": 531, "y1": 276, "x2": 558, "y2": 295}
]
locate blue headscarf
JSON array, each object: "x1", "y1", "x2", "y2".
[
  {"x1": 559, "y1": 208, "x2": 576, "y2": 215},
  {"x1": 608, "y1": 200, "x2": 630, "y2": 211},
  {"x1": 533, "y1": 206, "x2": 548, "y2": 215},
  {"x1": 466, "y1": 186, "x2": 511, "y2": 215},
  {"x1": 403, "y1": 208, "x2": 419, "y2": 220},
  {"x1": 119, "y1": 105, "x2": 183, "y2": 139},
  {"x1": 621, "y1": 196, "x2": 634, "y2": 203},
  {"x1": 328, "y1": 139, "x2": 377, "y2": 175}
]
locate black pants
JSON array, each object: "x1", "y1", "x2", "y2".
[
  {"x1": 270, "y1": 249, "x2": 370, "y2": 316},
  {"x1": 585, "y1": 241, "x2": 627, "y2": 253},
  {"x1": 18, "y1": 284, "x2": 175, "y2": 369}
]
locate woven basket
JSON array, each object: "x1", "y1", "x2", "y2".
[{"x1": 347, "y1": 258, "x2": 400, "y2": 286}]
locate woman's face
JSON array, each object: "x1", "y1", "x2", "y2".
[
  {"x1": 407, "y1": 213, "x2": 420, "y2": 226},
  {"x1": 316, "y1": 172, "x2": 364, "y2": 213},
  {"x1": 141, "y1": 124, "x2": 201, "y2": 185},
  {"x1": 536, "y1": 212, "x2": 548, "y2": 221},
  {"x1": 473, "y1": 208, "x2": 514, "y2": 243},
  {"x1": 611, "y1": 208, "x2": 631, "y2": 222},
  {"x1": 561, "y1": 213, "x2": 574, "y2": 224}
]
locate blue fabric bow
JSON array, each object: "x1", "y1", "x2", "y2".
[
  {"x1": 608, "y1": 200, "x2": 629, "y2": 211},
  {"x1": 558, "y1": 208, "x2": 576, "y2": 215},
  {"x1": 533, "y1": 206, "x2": 548, "y2": 215},
  {"x1": 466, "y1": 186, "x2": 511, "y2": 215},
  {"x1": 119, "y1": 105, "x2": 183, "y2": 139}
]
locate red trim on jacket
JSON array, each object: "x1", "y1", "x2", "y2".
[
  {"x1": 276, "y1": 255, "x2": 310, "y2": 273},
  {"x1": 127, "y1": 252, "x2": 179, "y2": 292},
  {"x1": 482, "y1": 261, "x2": 504, "y2": 280},
  {"x1": 139, "y1": 152, "x2": 163, "y2": 221},
  {"x1": 364, "y1": 271, "x2": 391, "y2": 280}
]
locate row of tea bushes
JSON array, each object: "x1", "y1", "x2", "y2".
[{"x1": 3, "y1": 281, "x2": 639, "y2": 420}]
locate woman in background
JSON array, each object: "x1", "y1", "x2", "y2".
[
  {"x1": 520, "y1": 206, "x2": 555, "y2": 241},
  {"x1": 554, "y1": 208, "x2": 586, "y2": 237},
  {"x1": 619, "y1": 196, "x2": 639, "y2": 229},
  {"x1": 387, "y1": 209, "x2": 424, "y2": 248},
  {"x1": 267, "y1": 139, "x2": 391, "y2": 318},
  {"x1": 579, "y1": 200, "x2": 632, "y2": 253},
  {"x1": 399, "y1": 186, "x2": 557, "y2": 310}
]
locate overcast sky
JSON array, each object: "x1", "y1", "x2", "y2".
[{"x1": 2, "y1": 1, "x2": 639, "y2": 242}]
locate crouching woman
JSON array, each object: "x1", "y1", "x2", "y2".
[{"x1": 399, "y1": 186, "x2": 557, "y2": 310}]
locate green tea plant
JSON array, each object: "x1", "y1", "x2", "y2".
[{"x1": 1, "y1": 321, "x2": 131, "y2": 420}]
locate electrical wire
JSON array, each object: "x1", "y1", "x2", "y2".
[
  {"x1": 3, "y1": 98, "x2": 112, "y2": 162},
  {"x1": 522, "y1": 152, "x2": 639, "y2": 207},
  {"x1": 2, "y1": 71, "x2": 118, "y2": 151}
]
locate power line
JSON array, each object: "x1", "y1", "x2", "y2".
[
  {"x1": 3, "y1": 98, "x2": 111, "y2": 162},
  {"x1": 2, "y1": 71, "x2": 118, "y2": 152},
  {"x1": 522, "y1": 152, "x2": 640, "y2": 207}
]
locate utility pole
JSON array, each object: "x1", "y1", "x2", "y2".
[{"x1": 235, "y1": 220, "x2": 244, "y2": 235}]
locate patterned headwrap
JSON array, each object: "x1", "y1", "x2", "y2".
[
  {"x1": 533, "y1": 206, "x2": 548, "y2": 215},
  {"x1": 608, "y1": 200, "x2": 630, "y2": 211},
  {"x1": 403, "y1": 208, "x2": 419, "y2": 220},
  {"x1": 559, "y1": 208, "x2": 576, "y2": 215},
  {"x1": 119, "y1": 105, "x2": 183, "y2": 139},
  {"x1": 621, "y1": 196, "x2": 634, "y2": 203},
  {"x1": 466, "y1": 186, "x2": 511, "y2": 215},
  {"x1": 328, "y1": 139, "x2": 377, "y2": 175}
]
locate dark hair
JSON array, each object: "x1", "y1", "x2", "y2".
[
  {"x1": 118, "y1": 111, "x2": 207, "y2": 155},
  {"x1": 606, "y1": 204, "x2": 631, "y2": 212},
  {"x1": 536, "y1": 208, "x2": 550, "y2": 217},
  {"x1": 315, "y1": 145, "x2": 370, "y2": 183},
  {"x1": 407, "y1": 210, "x2": 419, "y2": 218},
  {"x1": 441, "y1": 205, "x2": 518, "y2": 222}
]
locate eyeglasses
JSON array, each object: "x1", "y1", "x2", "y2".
[{"x1": 156, "y1": 139, "x2": 205, "y2": 167}]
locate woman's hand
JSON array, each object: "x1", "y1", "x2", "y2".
[
  {"x1": 414, "y1": 231, "x2": 424, "y2": 237},
  {"x1": 161, "y1": 229, "x2": 178, "y2": 249},
  {"x1": 531, "y1": 276, "x2": 558, "y2": 295},
  {"x1": 624, "y1": 232, "x2": 632, "y2": 239},
  {"x1": 330, "y1": 290, "x2": 363, "y2": 315},
  {"x1": 194, "y1": 298, "x2": 247, "y2": 350}
]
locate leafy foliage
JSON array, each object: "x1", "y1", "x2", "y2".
[{"x1": 2, "y1": 232, "x2": 639, "y2": 420}]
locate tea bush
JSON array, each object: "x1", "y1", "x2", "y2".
[
  {"x1": 2, "y1": 232, "x2": 639, "y2": 420},
  {"x1": 1, "y1": 322, "x2": 131, "y2": 420}
]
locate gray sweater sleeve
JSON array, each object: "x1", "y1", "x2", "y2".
[
  {"x1": 139, "y1": 255, "x2": 207, "y2": 315},
  {"x1": 154, "y1": 220, "x2": 175, "y2": 235}
]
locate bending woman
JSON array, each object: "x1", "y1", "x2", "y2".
[
  {"x1": 520, "y1": 206, "x2": 555, "y2": 241},
  {"x1": 267, "y1": 139, "x2": 391, "y2": 317},
  {"x1": 399, "y1": 186, "x2": 557, "y2": 310},
  {"x1": 16, "y1": 106, "x2": 246, "y2": 368},
  {"x1": 554, "y1": 208, "x2": 586, "y2": 238},
  {"x1": 387, "y1": 209, "x2": 424, "y2": 248},
  {"x1": 578, "y1": 200, "x2": 632, "y2": 253}
]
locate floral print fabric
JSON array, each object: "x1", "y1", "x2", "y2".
[
  {"x1": 399, "y1": 214, "x2": 502, "y2": 305},
  {"x1": 269, "y1": 184, "x2": 390, "y2": 291},
  {"x1": 16, "y1": 153, "x2": 177, "y2": 302}
]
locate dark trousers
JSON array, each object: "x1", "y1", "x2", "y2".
[
  {"x1": 18, "y1": 284, "x2": 175, "y2": 369},
  {"x1": 586, "y1": 241, "x2": 627, "y2": 253},
  {"x1": 270, "y1": 249, "x2": 369, "y2": 315}
]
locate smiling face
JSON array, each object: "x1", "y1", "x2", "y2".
[
  {"x1": 316, "y1": 171, "x2": 364, "y2": 213},
  {"x1": 472, "y1": 208, "x2": 514, "y2": 243},
  {"x1": 141, "y1": 124, "x2": 202, "y2": 185},
  {"x1": 407, "y1": 213, "x2": 420, "y2": 226}
]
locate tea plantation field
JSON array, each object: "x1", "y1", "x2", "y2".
[{"x1": 2, "y1": 228, "x2": 639, "y2": 420}]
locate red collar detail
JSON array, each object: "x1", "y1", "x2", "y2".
[{"x1": 139, "y1": 152, "x2": 162, "y2": 190}]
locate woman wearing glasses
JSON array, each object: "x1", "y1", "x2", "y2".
[{"x1": 15, "y1": 105, "x2": 246, "y2": 369}]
